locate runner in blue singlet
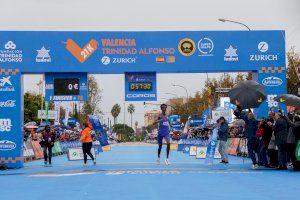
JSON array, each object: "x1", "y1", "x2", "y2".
[{"x1": 154, "y1": 104, "x2": 171, "y2": 165}]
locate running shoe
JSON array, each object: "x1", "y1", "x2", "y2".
[
  {"x1": 165, "y1": 159, "x2": 170, "y2": 165},
  {"x1": 251, "y1": 164, "x2": 259, "y2": 170}
]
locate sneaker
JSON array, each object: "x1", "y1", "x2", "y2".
[
  {"x1": 251, "y1": 164, "x2": 258, "y2": 170},
  {"x1": 44, "y1": 161, "x2": 48, "y2": 167},
  {"x1": 165, "y1": 159, "x2": 170, "y2": 165},
  {"x1": 156, "y1": 158, "x2": 160, "y2": 165},
  {"x1": 220, "y1": 160, "x2": 225, "y2": 164},
  {"x1": 93, "y1": 161, "x2": 96, "y2": 166},
  {"x1": 83, "y1": 163, "x2": 87, "y2": 167},
  {"x1": 224, "y1": 161, "x2": 229, "y2": 164}
]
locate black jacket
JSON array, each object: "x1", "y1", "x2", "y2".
[{"x1": 272, "y1": 117, "x2": 288, "y2": 145}]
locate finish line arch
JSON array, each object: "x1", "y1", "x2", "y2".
[{"x1": 0, "y1": 30, "x2": 286, "y2": 168}]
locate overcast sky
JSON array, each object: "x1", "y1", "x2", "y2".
[{"x1": 2, "y1": 0, "x2": 300, "y2": 126}]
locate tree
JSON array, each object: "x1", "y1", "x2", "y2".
[
  {"x1": 81, "y1": 75, "x2": 102, "y2": 123},
  {"x1": 113, "y1": 124, "x2": 134, "y2": 142},
  {"x1": 24, "y1": 92, "x2": 42, "y2": 123},
  {"x1": 24, "y1": 92, "x2": 54, "y2": 123},
  {"x1": 287, "y1": 48, "x2": 300, "y2": 93},
  {"x1": 127, "y1": 104, "x2": 135, "y2": 128},
  {"x1": 111, "y1": 104, "x2": 121, "y2": 125},
  {"x1": 134, "y1": 121, "x2": 138, "y2": 132}
]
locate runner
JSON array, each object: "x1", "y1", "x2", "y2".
[
  {"x1": 154, "y1": 104, "x2": 171, "y2": 165},
  {"x1": 80, "y1": 122, "x2": 96, "y2": 166},
  {"x1": 40, "y1": 125, "x2": 55, "y2": 167}
]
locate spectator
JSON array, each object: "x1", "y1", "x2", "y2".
[
  {"x1": 268, "y1": 111, "x2": 288, "y2": 170},
  {"x1": 217, "y1": 117, "x2": 229, "y2": 164},
  {"x1": 234, "y1": 106, "x2": 259, "y2": 169},
  {"x1": 40, "y1": 125, "x2": 56, "y2": 167},
  {"x1": 284, "y1": 115, "x2": 300, "y2": 170}
]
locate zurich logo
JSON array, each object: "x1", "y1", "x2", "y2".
[
  {"x1": 0, "y1": 140, "x2": 16, "y2": 151},
  {"x1": 262, "y1": 76, "x2": 283, "y2": 86}
]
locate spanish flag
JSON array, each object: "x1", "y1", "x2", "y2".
[
  {"x1": 156, "y1": 56, "x2": 165, "y2": 63},
  {"x1": 167, "y1": 56, "x2": 175, "y2": 63}
]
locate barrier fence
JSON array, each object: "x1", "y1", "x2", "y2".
[{"x1": 22, "y1": 140, "x2": 109, "y2": 162}]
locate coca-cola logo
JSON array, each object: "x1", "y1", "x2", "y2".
[{"x1": 0, "y1": 100, "x2": 16, "y2": 107}]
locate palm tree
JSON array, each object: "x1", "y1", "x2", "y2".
[
  {"x1": 127, "y1": 104, "x2": 135, "y2": 128},
  {"x1": 111, "y1": 104, "x2": 121, "y2": 125}
]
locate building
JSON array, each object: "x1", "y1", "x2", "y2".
[{"x1": 144, "y1": 110, "x2": 160, "y2": 127}]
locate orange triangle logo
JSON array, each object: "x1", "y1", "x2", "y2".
[{"x1": 66, "y1": 39, "x2": 98, "y2": 63}]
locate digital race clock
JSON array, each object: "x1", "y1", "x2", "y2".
[
  {"x1": 54, "y1": 78, "x2": 80, "y2": 95},
  {"x1": 129, "y1": 82, "x2": 152, "y2": 91}
]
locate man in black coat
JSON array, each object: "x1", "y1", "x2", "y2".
[
  {"x1": 268, "y1": 111, "x2": 288, "y2": 170},
  {"x1": 234, "y1": 106, "x2": 259, "y2": 169}
]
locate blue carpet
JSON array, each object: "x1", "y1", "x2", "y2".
[{"x1": 1, "y1": 144, "x2": 299, "y2": 200}]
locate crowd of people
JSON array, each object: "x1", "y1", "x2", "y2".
[{"x1": 230, "y1": 105, "x2": 300, "y2": 170}]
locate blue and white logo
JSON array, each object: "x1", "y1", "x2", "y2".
[
  {"x1": 0, "y1": 76, "x2": 15, "y2": 92},
  {"x1": 224, "y1": 45, "x2": 238, "y2": 61},
  {"x1": 0, "y1": 140, "x2": 16, "y2": 151},
  {"x1": 198, "y1": 38, "x2": 214, "y2": 56},
  {"x1": 262, "y1": 76, "x2": 283, "y2": 86},
  {"x1": 101, "y1": 56, "x2": 110, "y2": 65}
]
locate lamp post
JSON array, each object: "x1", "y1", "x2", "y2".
[
  {"x1": 165, "y1": 92, "x2": 179, "y2": 98},
  {"x1": 218, "y1": 18, "x2": 251, "y2": 31}
]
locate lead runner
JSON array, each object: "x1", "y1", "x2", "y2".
[{"x1": 153, "y1": 104, "x2": 171, "y2": 165}]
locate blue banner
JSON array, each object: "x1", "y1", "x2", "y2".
[
  {"x1": 125, "y1": 72, "x2": 157, "y2": 101},
  {"x1": 201, "y1": 108, "x2": 211, "y2": 126},
  {"x1": 0, "y1": 31, "x2": 285, "y2": 73},
  {"x1": 45, "y1": 72, "x2": 88, "y2": 101},
  {"x1": 88, "y1": 115, "x2": 109, "y2": 146},
  {"x1": 205, "y1": 140, "x2": 218, "y2": 164},
  {"x1": 257, "y1": 67, "x2": 287, "y2": 118},
  {"x1": 0, "y1": 69, "x2": 23, "y2": 168}
]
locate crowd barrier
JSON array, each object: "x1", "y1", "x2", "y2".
[
  {"x1": 23, "y1": 140, "x2": 110, "y2": 162},
  {"x1": 177, "y1": 138, "x2": 249, "y2": 157}
]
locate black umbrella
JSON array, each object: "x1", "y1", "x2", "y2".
[
  {"x1": 229, "y1": 80, "x2": 267, "y2": 109},
  {"x1": 274, "y1": 94, "x2": 300, "y2": 108}
]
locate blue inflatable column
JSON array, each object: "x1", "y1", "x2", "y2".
[{"x1": 0, "y1": 68, "x2": 23, "y2": 168}]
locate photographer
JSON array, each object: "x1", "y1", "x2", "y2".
[{"x1": 217, "y1": 117, "x2": 229, "y2": 164}]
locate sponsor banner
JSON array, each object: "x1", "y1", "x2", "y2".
[
  {"x1": 38, "y1": 110, "x2": 58, "y2": 120},
  {"x1": 178, "y1": 139, "x2": 210, "y2": 146},
  {"x1": 68, "y1": 148, "x2": 96, "y2": 161},
  {"x1": 0, "y1": 31, "x2": 285, "y2": 73},
  {"x1": 226, "y1": 138, "x2": 241, "y2": 155},
  {"x1": 45, "y1": 72, "x2": 88, "y2": 101},
  {"x1": 205, "y1": 140, "x2": 218, "y2": 164},
  {"x1": 125, "y1": 72, "x2": 157, "y2": 101},
  {"x1": 31, "y1": 141, "x2": 44, "y2": 159},
  {"x1": 59, "y1": 141, "x2": 82, "y2": 152},
  {"x1": 201, "y1": 108, "x2": 211, "y2": 126},
  {"x1": 189, "y1": 146, "x2": 198, "y2": 156},
  {"x1": 183, "y1": 145, "x2": 191, "y2": 154},
  {"x1": 196, "y1": 147, "x2": 207, "y2": 159},
  {"x1": 296, "y1": 141, "x2": 300, "y2": 162},
  {"x1": 0, "y1": 41, "x2": 23, "y2": 63},
  {"x1": 170, "y1": 143, "x2": 178, "y2": 151},
  {"x1": 0, "y1": 140, "x2": 16, "y2": 151},
  {"x1": 0, "y1": 69, "x2": 22, "y2": 168},
  {"x1": 257, "y1": 69, "x2": 287, "y2": 118}
]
